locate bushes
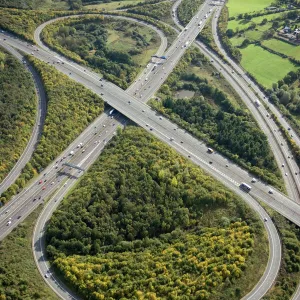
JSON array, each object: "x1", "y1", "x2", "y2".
[
  {"x1": 0, "y1": 48, "x2": 36, "y2": 184},
  {"x1": 108, "y1": 11, "x2": 177, "y2": 44}
]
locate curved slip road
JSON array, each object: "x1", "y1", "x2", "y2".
[
  {"x1": 33, "y1": 13, "x2": 168, "y2": 96},
  {"x1": 0, "y1": 42, "x2": 47, "y2": 195},
  {"x1": 0, "y1": 2, "x2": 292, "y2": 299}
]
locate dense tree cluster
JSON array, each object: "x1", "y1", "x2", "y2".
[
  {"x1": 42, "y1": 16, "x2": 158, "y2": 88},
  {"x1": 177, "y1": 0, "x2": 204, "y2": 26},
  {"x1": 54, "y1": 223, "x2": 253, "y2": 300},
  {"x1": 267, "y1": 70, "x2": 300, "y2": 115},
  {"x1": 152, "y1": 48, "x2": 282, "y2": 187},
  {"x1": 0, "y1": 8, "x2": 77, "y2": 42},
  {"x1": 127, "y1": 1, "x2": 173, "y2": 22},
  {"x1": 0, "y1": 57, "x2": 103, "y2": 203},
  {"x1": 0, "y1": 49, "x2": 36, "y2": 184},
  {"x1": 46, "y1": 126, "x2": 262, "y2": 299}
]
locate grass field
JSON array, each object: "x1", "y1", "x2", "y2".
[
  {"x1": 227, "y1": 11, "x2": 284, "y2": 30},
  {"x1": 107, "y1": 24, "x2": 160, "y2": 67},
  {"x1": 240, "y1": 44, "x2": 298, "y2": 88},
  {"x1": 0, "y1": 206, "x2": 58, "y2": 299},
  {"x1": 85, "y1": 0, "x2": 143, "y2": 11},
  {"x1": 263, "y1": 38, "x2": 300, "y2": 60},
  {"x1": 188, "y1": 64, "x2": 246, "y2": 109},
  {"x1": 226, "y1": 0, "x2": 273, "y2": 17},
  {"x1": 230, "y1": 30, "x2": 265, "y2": 46}
]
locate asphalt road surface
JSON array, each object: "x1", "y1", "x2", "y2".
[{"x1": 0, "y1": 1, "x2": 295, "y2": 299}]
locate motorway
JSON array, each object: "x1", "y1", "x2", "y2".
[
  {"x1": 170, "y1": 1, "x2": 300, "y2": 203},
  {"x1": 0, "y1": 42, "x2": 47, "y2": 195},
  {"x1": 0, "y1": 1, "x2": 296, "y2": 299}
]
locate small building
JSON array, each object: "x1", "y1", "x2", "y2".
[{"x1": 284, "y1": 26, "x2": 291, "y2": 33}]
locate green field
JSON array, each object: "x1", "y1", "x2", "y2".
[
  {"x1": 227, "y1": 11, "x2": 284, "y2": 30},
  {"x1": 230, "y1": 30, "x2": 265, "y2": 46},
  {"x1": 240, "y1": 44, "x2": 298, "y2": 88},
  {"x1": 226, "y1": 0, "x2": 273, "y2": 17},
  {"x1": 263, "y1": 38, "x2": 300, "y2": 60},
  {"x1": 85, "y1": 0, "x2": 144, "y2": 11},
  {"x1": 0, "y1": 207, "x2": 58, "y2": 299},
  {"x1": 106, "y1": 25, "x2": 159, "y2": 67}
]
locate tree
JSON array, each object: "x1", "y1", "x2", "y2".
[
  {"x1": 226, "y1": 29, "x2": 235, "y2": 38},
  {"x1": 272, "y1": 83, "x2": 278, "y2": 91}
]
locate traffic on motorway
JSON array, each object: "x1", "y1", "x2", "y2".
[{"x1": 0, "y1": 0, "x2": 299, "y2": 298}]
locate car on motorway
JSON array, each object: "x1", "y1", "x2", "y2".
[
  {"x1": 251, "y1": 178, "x2": 257, "y2": 183},
  {"x1": 170, "y1": 137, "x2": 174, "y2": 141},
  {"x1": 39, "y1": 180, "x2": 43, "y2": 184},
  {"x1": 269, "y1": 189, "x2": 273, "y2": 194},
  {"x1": 264, "y1": 218, "x2": 268, "y2": 222},
  {"x1": 159, "y1": 117, "x2": 163, "y2": 120},
  {"x1": 7, "y1": 220, "x2": 11, "y2": 226},
  {"x1": 45, "y1": 273, "x2": 50, "y2": 279},
  {"x1": 33, "y1": 198, "x2": 37, "y2": 201},
  {"x1": 42, "y1": 186, "x2": 46, "y2": 190}
]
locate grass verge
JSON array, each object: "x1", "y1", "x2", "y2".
[{"x1": 0, "y1": 206, "x2": 59, "y2": 299}]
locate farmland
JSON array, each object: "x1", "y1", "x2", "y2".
[
  {"x1": 240, "y1": 45, "x2": 298, "y2": 88},
  {"x1": 262, "y1": 39, "x2": 300, "y2": 60},
  {"x1": 226, "y1": 0, "x2": 273, "y2": 17}
]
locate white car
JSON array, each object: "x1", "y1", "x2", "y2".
[
  {"x1": 7, "y1": 220, "x2": 11, "y2": 226},
  {"x1": 264, "y1": 218, "x2": 268, "y2": 222},
  {"x1": 251, "y1": 178, "x2": 257, "y2": 183},
  {"x1": 269, "y1": 189, "x2": 273, "y2": 194}
]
